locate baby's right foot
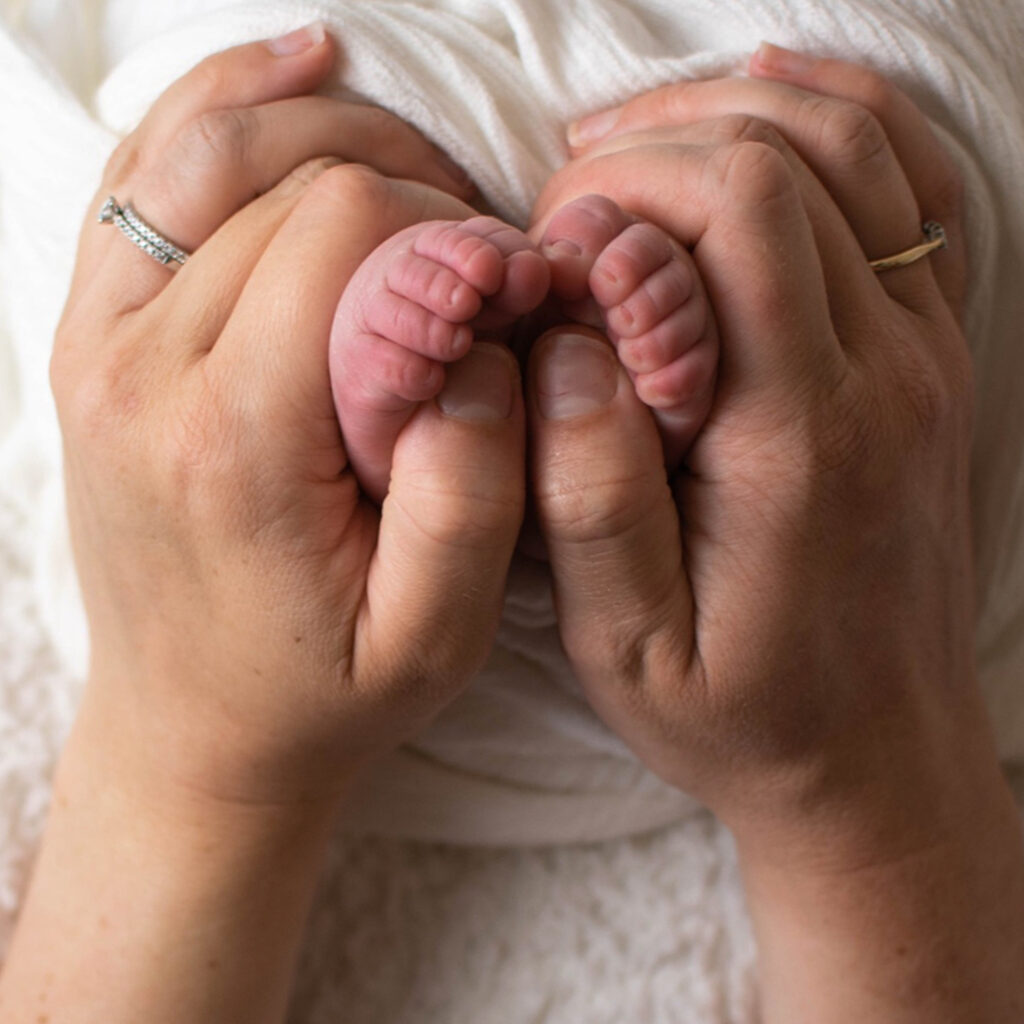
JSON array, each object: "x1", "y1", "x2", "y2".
[
  {"x1": 539, "y1": 194, "x2": 719, "y2": 469},
  {"x1": 330, "y1": 217, "x2": 549, "y2": 502}
]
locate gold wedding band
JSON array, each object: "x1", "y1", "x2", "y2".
[{"x1": 869, "y1": 221, "x2": 947, "y2": 273}]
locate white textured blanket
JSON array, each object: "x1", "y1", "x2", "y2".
[{"x1": 2, "y1": 0, "x2": 1024, "y2": 1017}]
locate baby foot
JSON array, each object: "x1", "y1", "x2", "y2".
[
  {"x1": 539, "y1": 194, "x2": 719, "y2": 469},
  {"x1": 330, "y1": 217, "x2": 550, "y2": 502}
]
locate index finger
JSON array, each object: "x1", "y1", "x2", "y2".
[
  {"x1": 747, "y1": 45, "x2": 966, "y2": 323},
  {"x1": 569, "y1": 49, "x2": 967, "y2": 323}
]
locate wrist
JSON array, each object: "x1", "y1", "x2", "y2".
[
  {"x1": 725, "y1": 683, "x2": 1004, "y2": 873},
  {"x1": 73, "y1": 663, "x2": 365, "y2": 810},
  {"x1": 56, "y1": 704, "x2": 344, "y2": 865},
  {"x1": 734, "y1": 734, "x2": 1024, "y2": 1024},
  {"x1": 0, "y1": 707, "x2": 342, "y2": 1024}
]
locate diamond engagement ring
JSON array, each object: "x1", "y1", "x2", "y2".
[{"x1": 98, "y1": 196, "x2": 191, "y2": 267}]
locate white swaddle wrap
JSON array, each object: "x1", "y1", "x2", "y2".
[{"x1": 2, "y1": 0, "x2": 1023, "y2": 850}]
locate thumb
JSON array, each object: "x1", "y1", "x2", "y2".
[
  {"x1": 526, "y1": 327, "x2": 696, "y2": 698},
  {"x1": 355, "y1": 342, "x2": 526, "y2": 700}
]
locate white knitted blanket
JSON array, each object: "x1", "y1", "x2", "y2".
[{"x1": 2, "y1": 1, "x2": 1024, "y2": 1019}]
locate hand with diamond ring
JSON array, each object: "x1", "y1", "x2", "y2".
[{"x1": 0, "y1": 27, "x2": 529, "y2": 1024}]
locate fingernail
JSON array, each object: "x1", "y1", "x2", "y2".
[
  {"x1": 567, "y1": 107, "x2": 621, "y2": 148},
  {"x1": 438, "y1": 343, "x2": 516, "y2": 421},
  {"x1": 754, "y1": 42, "x2": 816, "y2": 75},
  {"x1": 266, "y1": 20, "x2": 326, "y2": 56},
  {"x1": 434, "y1": 149, "x2": 473, "y2": 188},
  {"x1": 536, "y1": 333, "x2": 619, "y2": 420}
]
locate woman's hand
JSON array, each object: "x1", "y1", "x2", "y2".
[
  {"x1": 0, "y1": 32, "x2": 524, "y2": 1024},
  {"x1": 55, "y1": 30, "x2": 519, "y2": 807},
  {"x1": 525, "y1": 50, "x2": 1024, "y2": 1021}
]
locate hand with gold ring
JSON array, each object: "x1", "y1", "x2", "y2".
[
  {"x1": 0, "y1": 27, "x2": 527, "y2": 1023},
  {"x1": 524, "y1": 47, "x2": 1024, "y2": 1022}
]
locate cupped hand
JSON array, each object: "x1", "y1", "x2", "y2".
[
  {"x1": 51, "y1": 32, "x2": 525, "y2": 810},
  {"x1": 526, "y1": 50, "x2": 997, "y2": 863}
]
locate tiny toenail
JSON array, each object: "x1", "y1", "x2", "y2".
[
  {"x1": 542, "y1": 239, "x2": 582, "y2": 258},
  {"x1": 448, "y1": 283, "x2": 468, "y2": 308},
  {"x1": 536, "y1": 332, "x2": 618, "y2": 419}
]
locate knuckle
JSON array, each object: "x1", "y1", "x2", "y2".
[
  {"x1": 48, "y1": 325, "x2": 78, "y2": 412},
  {"x1": 55, "y1": 345, "x2": 146, "y2": 440},
  {"x1": 538, "y1": 464, "x2": 661, "y2": 550},
  {"x1": 306, "y1": 162, "x2": 392, "y2": 212},
  {"x1": 187, "y1": 58, "x2": 231, "y2": 108},
  {"x1": 392, "y1": 472, "x2": 523, "y2": 552},
  {"x1": 808, "y1": 97, "x2": 890, "y2": 170},
  {"x1": 711, "y1": 140, "x2": 798, "y2": 218},
  {"x1": 181, "y1": 108, "x2": 253, "y2": 171},
  {"x1": 279, "y1": 155, "x2": 344, "y2": 195},
  {"x1": 709, "y1": 113, "x2": 783, "y2": 150},
  {"x1": 849, "y1": 68, "x2": 898, "y2": 123}
]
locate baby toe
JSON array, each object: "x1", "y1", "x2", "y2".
[
  {"x1": 590, "y1": 223, "x2": 690, "y2": 317},
  {"x1": 540, "y1": 194, "x2": 634, "y2": 300},
  {"x1": 411, "y1": 220, "x2": 506, "y2": 295},
  {"x1": 616, "y1": 294, "x2": 709, "y2": 376},
  {"x1": 633, "y1": 332, "x2": 719, "y2": 412},
  {"x1": 361, "y1": 290, "x2": 474, "y2": 362},
  {"x1": 386, "y1": 250, "x2": 485, "y2": 323}
]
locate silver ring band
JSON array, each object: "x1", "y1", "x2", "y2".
[
  {"x1": 869, "y1": 221, "x2": 947, "y2": 273},
  {"x1": 98, "y1": 196, "x2": 191, "y2": 267}
]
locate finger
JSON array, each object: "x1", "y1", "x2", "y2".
[
  {"x1": 131, "y1": 96, "x2": 472, "y2": 255},
  {"x1": 88, "y1": 88, "x2": 474, "y2": 320},
  {"x1": 748, "y1": 43, "x2": 966, "y2": 321},
  {"x1": 131, "y1": 157, "x2": 345, "y2": 357},
  {"x1": 525, "y1": 327, "x2": 696, "y2": 744},
  {"x1": 568, "y1": 76, "x2": 947, "y2": 318},
  {"x1": 352, "y1": 342, "x2": 526, "y2": 707},
  {"x1": 78, "y1": 30, "x2": 473, "y2": 322},
  {"x1": 553, "y1": 121, "x2": 885, "y2": 338},
  {"x1": 105, "y1": 24, "x2": 336, "y2": 185},
  {"x1": 68, "y1": 27, "x2": 336, "y2": 311}
]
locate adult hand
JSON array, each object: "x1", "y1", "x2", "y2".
[
  {"x1": 525, "y1": 50, "x2": 1024, "y2": 1020},
  {"x1": 54, "y1": 30, "x2": 521, "y2": 806},
  {"x1": 0, "y1": 32, "x2": 524, "y2": 1024}
]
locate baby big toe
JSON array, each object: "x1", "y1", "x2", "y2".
[{"x1": 540, "y1": 194, "x2": 634, "y2": 301}]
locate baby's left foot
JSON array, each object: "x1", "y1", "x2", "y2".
[{"x1": 539, "y1": 194, "x2": 719, "y2": 468}]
